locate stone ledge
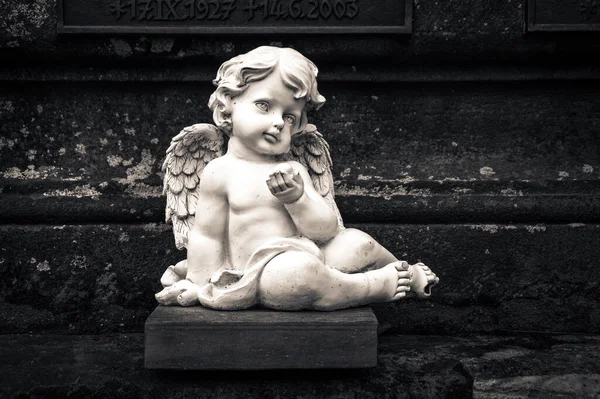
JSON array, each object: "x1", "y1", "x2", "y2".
[
  {"x1": 1, "y1": 191, "x2": 599, "y2": 224},
  {"x1": 1, "y1": 223, "x2": 599, "y2": 335},
  {"x1": 2, "y1": 333, "x2": 599, "y2": 398},
  {"x1": 3, "y1": 65, "x2": 600, "y2": 83},
  {"x1": 2, "y1": 178, "x2": 600, "y2": 224}
]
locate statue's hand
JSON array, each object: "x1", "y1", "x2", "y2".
[{"x1": 267, "y1": 162, "x2": 304, "y2": 204}]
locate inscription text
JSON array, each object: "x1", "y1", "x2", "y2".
[{"x1": 109, "y1": 0, "x2": 360, "y2": 21}]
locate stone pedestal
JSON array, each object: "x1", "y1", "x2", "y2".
[{"x1": 145, "y1": 305, "x2": 378, "y2": 370}]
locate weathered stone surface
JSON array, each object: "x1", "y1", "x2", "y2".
[
  {"x1": 476, "y1": 374, "x2": 600, "y2": 398},
  {"x1": 0, "y1": 333, "x2": 473, "y2": 399},
  {"x1": 461, "y1": 335, "x2": 600, "y2": 398},
  {"x1": 0, "y1": 224, "x2": 174, "y2": 334},
  {"x1": 1, "y1": 223, "x2": 599, "y2": 335},
  {"x1": 1, "y1": 81, "x2": 598, "y2": 195},
  {"x1": 0, "y1": 6, "x2": 597, "y2": 399},
  {"x1": 2, "y1": 333, "x2": 599, "y2": 399}
]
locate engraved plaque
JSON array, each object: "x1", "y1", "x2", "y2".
[
  {"x1": 58, "y1": 0, "x2": 412, "y2": 34},
  {"x1": 528, "y1": 0, "x2": 600, "y2": 31}
]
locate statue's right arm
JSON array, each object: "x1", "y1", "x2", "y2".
[{"x1": 185, "y1": 161, "x2": 228, "y2": 285}]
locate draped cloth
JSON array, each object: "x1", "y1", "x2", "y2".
[{"x1": 197, "y1": 236, "x2": 323, "y2": 310}]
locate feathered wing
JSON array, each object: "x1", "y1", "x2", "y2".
[
  {"x1": 163, "y1": 123, "x2": 224, "y2": 249},
  {"x1": 287, "y1": 124, "x2": 344, "y2": 228}
]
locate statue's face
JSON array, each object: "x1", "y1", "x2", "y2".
[{"x1": 230, "y1": 70, "x2": 306, "y2": 157}]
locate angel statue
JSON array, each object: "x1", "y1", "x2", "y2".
[{"x1": 155, "y1": 46, "x2": 439, "y2": 311}]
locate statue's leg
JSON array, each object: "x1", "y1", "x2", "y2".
[
  {"x1": 322, "y1": 228, "x2": 398, "y2": 273},
  {"x1": 322, "y1": 229, "x2": 440, "y2": 297},
  {"x1": 258, "y1": 250, "x2": 412, "y2": 311}
]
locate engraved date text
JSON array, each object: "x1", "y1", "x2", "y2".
[
  {"x1": 110, "y1": 0, "x2": 237, "y2": 21},
  {"x1": 243, "y1": 0, "x2": 359, "y2": 21},
  {"x1": 109, "y1": 0, "x2": 359, "y2": 21}
]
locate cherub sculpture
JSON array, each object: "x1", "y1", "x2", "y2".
[{"x1": 155, "y1": 46, "x2": 438, "y2": 311}]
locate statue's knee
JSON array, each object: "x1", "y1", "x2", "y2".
[
  {"x1": 276, "y1": 252, "x2": 323, "y2": 289},
  {"x1": 293, "y1": 251, "x2": 325, "y2": 277},
  {"x1": 343, "y1": 228, "x2": 375, "y2": 254},
  {"x1": 259, "y1": 252, "x2": 324, "y2": 309}
]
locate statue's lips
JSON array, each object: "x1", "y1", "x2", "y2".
[{"x1": 263, "y1": 133, "x2": 279, "y2": 143}]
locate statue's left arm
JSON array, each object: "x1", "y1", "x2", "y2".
[{"x1": 267, "y1": 161, "x2": 339, "y2": 243}]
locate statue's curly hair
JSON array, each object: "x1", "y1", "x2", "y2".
[{"x1": 208, "y1": 46, "x2": 326, "y2": 135}]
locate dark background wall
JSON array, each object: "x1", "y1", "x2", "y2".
[{"x1": 1, "y1": 0, "x2": 599, "y2": 335}]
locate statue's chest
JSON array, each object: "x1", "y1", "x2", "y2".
[{"x1": 227, "y1": 165, "x2": 280, "y2": 210}]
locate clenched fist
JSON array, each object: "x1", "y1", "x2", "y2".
[{"x1": 266, "y1": 163, "x2": 304, "y2": 204}]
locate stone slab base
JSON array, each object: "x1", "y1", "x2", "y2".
[{"x1": 144, "y1": 305, "x2": 378, "y2": 370}]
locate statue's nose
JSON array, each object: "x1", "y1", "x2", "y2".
[{"x1": 272, "y1": 114, "x2": 284, "y2": 129}]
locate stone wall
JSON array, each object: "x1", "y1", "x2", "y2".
[{"x1": 1, "y1": 0, "x2": 599, "y2": 335}]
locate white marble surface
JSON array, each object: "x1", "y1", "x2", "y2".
[{"x1": 156, "y1": 46, "x2": 438, "y2": 310}]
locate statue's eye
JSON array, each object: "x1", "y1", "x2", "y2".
[
  {"x1": 255, "y1": 102, "x2": 269, "y2": 112},
  {"x1": 283, "y1": 115, "x2": 296, "y2": 125}
]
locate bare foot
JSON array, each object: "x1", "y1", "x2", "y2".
[
  {"x1": 155, "y1": 279, "x2": 200, "y2": 306},
  {"x1": 407, "y1": 262, "x2": 439, "y2": 298},
  {"x1": 366, "y1": 261, "x2": 413, "y2": 302},
  {"x1": 160, "y1": 259, "x2": 187, "y2": 287}
]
